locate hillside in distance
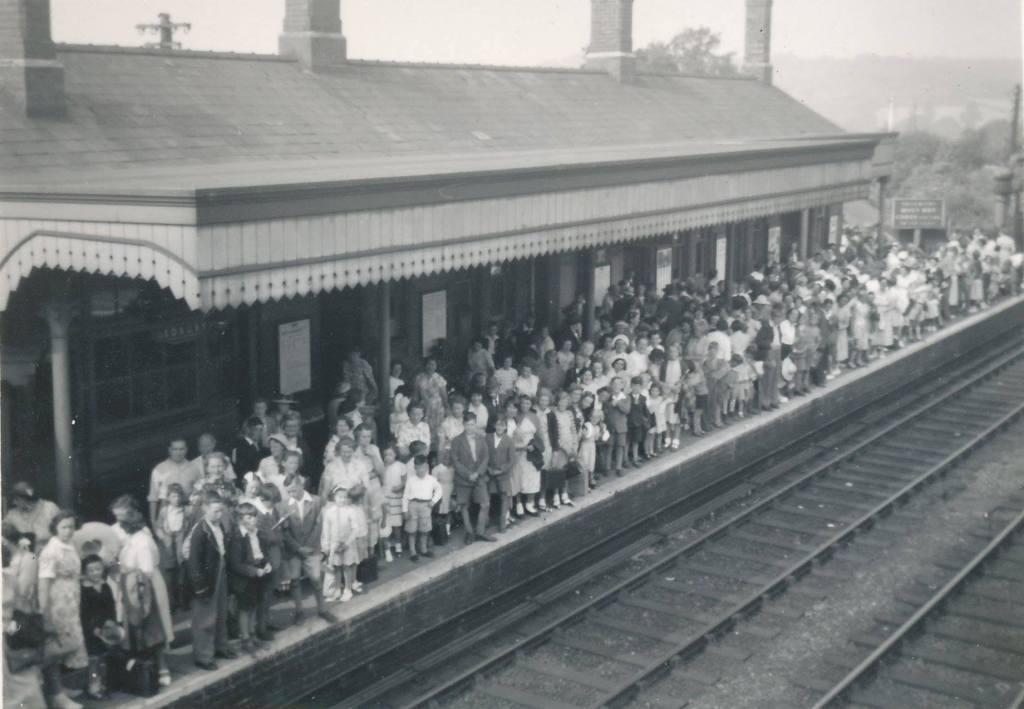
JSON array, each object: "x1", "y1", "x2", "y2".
[{"x1": 774, "y1": 54, "x2": 1019, "y2": 136}]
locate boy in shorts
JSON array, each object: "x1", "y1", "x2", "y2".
[
  {"x1": 401, "y1": 455, "x2": 442, "y2": 561},
  {"x1": 280, "y1": 474, "x2": 337, "y2": 625}
]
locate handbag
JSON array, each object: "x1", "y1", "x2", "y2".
[
  {"x1": 564, "y1": 460, "x2": 582, "y2": 479},
  {"x1": 4, "y1": 642, "x2": 44, "y2": 673},
  {"x1": 7, "y1": 610, "x2": 45, "y2": 650}
]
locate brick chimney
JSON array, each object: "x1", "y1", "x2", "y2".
[
  {"x1": 742, "y1": 0, "x2": 773, "y2": 84},
  {"x1": 584, "y1": 0, "x2": 635, "y2": 82},
  {"x1": 0, "y1": 0, "x2": 66, "y2": 117},
  {"x1": 279, "y1": 0, "x2": 346, "y2": 71}
]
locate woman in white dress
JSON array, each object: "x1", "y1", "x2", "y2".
[{"x1": 514, "y1": 395, "x2": 543, "y2": 515}]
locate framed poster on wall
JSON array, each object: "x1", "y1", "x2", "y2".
[
  {"x1": 768, "y1": 226, "x2": 782, "y2": 264},
  {"x1": 656, "y1": 248, "x2": 673, "y2": 293},
  {"x1": 715, "y1": 236, "x2": 727, "y2": 281},
  {"x1": 421, "y1": 290, "x2": 447, "y2": 356},
  {"x1": 278, "y1": 319, "x2": 311, "y2": 394}
]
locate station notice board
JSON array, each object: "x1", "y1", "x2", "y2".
[
  {"x1": 278, "y1": 319, "x2": 311, "y2": 394},
  {"x1": 892, "y1": 199, "x2": 946, "y2": 230}
]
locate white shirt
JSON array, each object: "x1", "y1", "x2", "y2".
[
  {"x1": 402, "y1": 474, "x2": 443, "y2": 512},
  {"x1": 288, "y1": 492, "x2": 313, "y2": 525},
  {"x1": 240, "y1": 528, "x2": 263, "y2": 562}
]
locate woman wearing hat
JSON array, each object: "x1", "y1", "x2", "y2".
[{"x1": 6, "y1": 483, "x2": 60, "y2": 551}]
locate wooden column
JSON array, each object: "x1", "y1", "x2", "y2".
[
  {"x1": 877, "y1": 178, "x2": 889, "y2": 242},
  {"x1": 799, "y1": 209, "x2": 810, "y2": 261},
  {"x1": 582, "y1": 250, "x2": 596, "y2": 339},
  {"x1": 45, "y1": 301, "x2": 74, "y2": 508},
  {"x1": 377, "y1": 281, "x2": 392, "y2": 407}
]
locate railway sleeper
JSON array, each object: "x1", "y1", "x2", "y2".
[{"x1": 883, "y1": 665, "x2": 1010, "y2": 707}]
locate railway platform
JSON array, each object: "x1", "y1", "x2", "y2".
[{"x1": 101, "y1": 294, "x2": 1024, "y2": 709}]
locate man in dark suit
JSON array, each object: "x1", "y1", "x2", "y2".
[
  {"x1": 603, "y1": 376, "x2": 631, "y2": 477},
  {"x1": 486, "y1": 415, "x2": 515, "y2": 533},
  {"x1": 188, "y1": 491, "x2": 236, "y2": 670},
  {"x1": 280, "y1": 474, "x2": 336, "y2": 626},
  {"x1": 230, "y1": 416, "x2": 265, "y2": 479},
  {"x1": 559, "y1": 317, "x2": 585, "y2": 353},
  {"x1": 451, "y1": 412, "x2": 493, "y2": 544},
  {"x1": 484, "y1": 379, "x2": 506, "y2": 425}
]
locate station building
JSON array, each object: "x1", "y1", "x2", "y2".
[{"x1": 0, "y1": 0, "x2": 893, "y2": 511}]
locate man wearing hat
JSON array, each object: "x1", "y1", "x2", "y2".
[{"x1": 6, "y1": 482, "x2": 60, "y2": 550}]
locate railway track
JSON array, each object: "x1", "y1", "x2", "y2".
[
  {"x1": 322, "y1": 337, "x2": 1024, "y2": 709},
  {"x1": 811, "y1": 502, "x2": 1024, "y2": 709}
]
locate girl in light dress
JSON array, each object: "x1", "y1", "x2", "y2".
[
  {"x1": 514, "y1": 364, "x2": 540, "y2": 399},
  {"x1": 849, "y1": 290, "x2": 872, "y2": 368},
  {"x1": 578, "y1": 404, "x2": 601, "y2": 491},
  {"x1": 729, "y1": 351, "x2": 757, "y2": 418},
  {"x1": 834, "y1": 293, "x2": 851, "y2": 368},
  {"x1": 389, "y1": 385, "x2": 412, "y2": 441},
  {"x1": 645, "y1": 383, "x2": 668, "y2": 456},
  {"x1": 431, "y1": 451, "x2": 455, "y2": 536},
  {"x1": 381, "y1": 446, "x2": 406, "y2": 561},
  {"x1": 321, "y1": 486, "x2": 368, "y2": 603},
  {"x1": 514, "y1": 396, "x2": 544, "y2": 515},
  {"x1": 493, "y1": 356, "x2": 518, "y2": 397}
]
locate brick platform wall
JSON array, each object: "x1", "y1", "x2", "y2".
[{"x1": 169, "y1": 299, "x2": 1024, "y2": 708}]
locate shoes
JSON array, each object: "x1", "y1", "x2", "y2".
[
  {"x1": 318, "y1": 609, "x2": 338, "y2": 624},
  {"x1": 292, "y1": 610, "x2": 305, "y2": 626},
  {"x1": 351, "y1": 581, "x2": 364, "y2": 593},
  {"x1": 240, "y1": 638, "x2": 257, "y2": 653},
  {"x1": 215, "y1": 647, "x2": 239, "y2": 659},
  {"x1": 409, "y1": 553, "x2": 419, "y2": 562},
  {"x1": 159, "y1": 669, "x2": 172, "y2": 687},
  {"x1": 464, "y1": 531, "x2": 475, "y2": 545},
  {"x1": 524, "y1": 502, "x2": 537, "y2": 515},
  {"x1": 384, "y1": 548, "x2": 394, "y2": 563},
  {"x1": 515, "y1": 501, "x2": 525, "y2": 516},
  {"x1": 562, "y1": 495, "x2": 574, "y2": 507},
  {"x1": 421, "y1": 550, "x2": 435, "y2": 558},
  {"x1": 537, "y1": 502, "x2": 548, "y2": 511},
  {"x1": 631, "y1": 461, "x2": 641, "y2": 469},
  {"x1": 779, "y1": 396, "x2": 789, "y2": 403},
  {"x1": 194, "y1": 660, "x2": 218, "y2": 671},
  {"x1": 254, "y1": 631, "x2": 274, "y2": 643},
  {"x1": 615, "y1": 469, "x2": 624, "y2": 477},
  {"x1": 340, "y1": 589, "x2": 353, "y2": 602},
  {"x1": 267, "y1": 622, "x2": 288, "y2": 632},
  {"x1": 476, "y1": 533, "x2": 497, "y2": 542},
  {"x1": 551, "y1": 498, "x2": 561, "y2": 509}
]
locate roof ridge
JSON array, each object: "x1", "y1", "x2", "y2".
[{"x1": 56, "y1": 43, "x2": 292, "y2": 62}]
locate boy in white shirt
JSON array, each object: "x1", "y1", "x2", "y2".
[{"x1": 402, "y1": 455, "x2": 443, "y2": 562}]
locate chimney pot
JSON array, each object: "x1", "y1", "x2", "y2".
[
  {"x1": 584, "y1": 0, "x2": 635, "y2": 82},
  {"x1": 279, "y1": 0, "x2": 346, "y2": 71},
  {"x1": 0, "y1": 0, "x2": 66, "y2": 117},
  {"x1": 742, "y1": 0, "x2": 773, "y2": 84}
]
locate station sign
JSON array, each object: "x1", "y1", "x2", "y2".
[{"x1": 892, "y1": 199, "x2": 945, "y2": 230}]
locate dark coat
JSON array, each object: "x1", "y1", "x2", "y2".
[
  {"x1": 451, "y1": 432, "x2": 488, "y2": 488},
  {"x1": 603, "y1": 394, "x2": 631, "y2": 434},
  {"x1": 279, "y1": 495, "x2": 323, "y2": 556},
  {"x1": 187, "y1": 520, "x2": 225, "y2": 598},
  {"x1": 486, "y1": 432, "x2": 514, "y2": 479},
  {"x1": 626, "y1": 393, "x2": 650, "y2": 429},
  {"x1": 226, "y1": 528, "x2": 270, "y2": 609},
  {"x1": 230, "y1": 436, "x2": 263, "y2": 478}
]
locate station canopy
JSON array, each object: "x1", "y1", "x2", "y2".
[{"x1": 0, "y1": 46, "x2": 884, "y2": 310}]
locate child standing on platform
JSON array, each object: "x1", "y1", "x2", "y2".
[
  {"x1": 321, "y1": 485, "x2": 368, "y2": 603},
  {"x1": 402, "y1": 455, "x2": 443, "y2": 562},
  {"x1": 381, "y1": 446, "x2": 406, "y2": 561},
  {"x1": 646, "y1": 383, "x2": 667, "y2": 456},
  {"x1": 228, "y1": 502, "x2": 273, "y2": 653},
  {"x1": 154, "y1": 483, "x2": 193, "y2": 611},
  {"x1": 682, "y1": 360, "x2": 706, "y2": 436},
  {"x1": 626, "y1": 376, "x2": 649, "y2": 467},
  {"x1": 431, "y1": 451, "x2": 455, "y2": 538}
]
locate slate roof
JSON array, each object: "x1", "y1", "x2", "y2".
[{"x1": 0, "y1": 45, "x2": 844, "y2": 191}]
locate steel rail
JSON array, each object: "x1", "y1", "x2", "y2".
[
  {"x1": 588, "y1": 376, "x2": 1024, "y2": 709},
  {"x1": 811, "y1": 506, "x2": 1024, "y2": 708},
  {"x1": 392, "y1": 343, "x2": 1024, "y2": 709}
]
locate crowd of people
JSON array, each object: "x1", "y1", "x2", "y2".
[{"x1": 3, "y1": 227, "x2": 1021, "y2": 707}]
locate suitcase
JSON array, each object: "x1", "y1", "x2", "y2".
[
  {"x1": 430, "y1": 518, "x2": 449, "y2": 546},
  {"x1": 109, "y1": 651, "x2": 159, "y2": 697}
]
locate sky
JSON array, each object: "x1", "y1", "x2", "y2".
[{"x1": 51, "y1": 0, "x2": 1021, "y2": 66}]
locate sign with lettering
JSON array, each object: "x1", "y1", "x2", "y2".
[
  {"x1": 154, "y1": 320, "x2": 202, "y2": 344},
  {"x1": 422, "y1": 290, "x2": 447, "y2": 356},
  {"x1": 892, "y1": 199, "x2": 945, "y2": 230},
  {"x1": 278, "y1": 319, "x2": 311, "y2": 394}
]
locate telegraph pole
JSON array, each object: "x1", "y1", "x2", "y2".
[{"x1": 136, "y1": 13, "x2": 191, "y2": 50}]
